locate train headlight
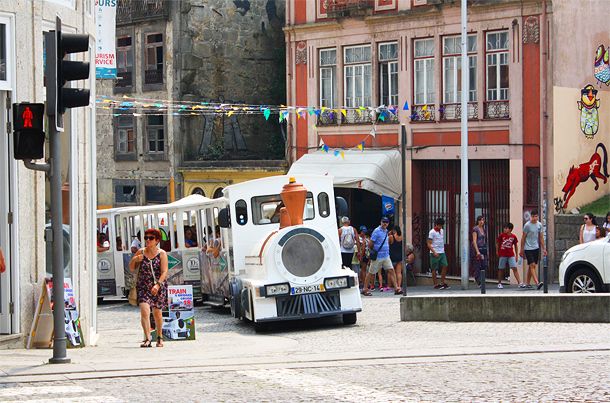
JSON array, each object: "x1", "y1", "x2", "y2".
[
  {"x1": 260, "y1": 282, "x2": 291, "y2": 297},
  {"x1": 324, "y1": 276, "x2": 352, "y2": 290}
]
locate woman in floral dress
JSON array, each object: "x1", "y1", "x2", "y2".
[{"x1": 129, "y1": 228, "x2": 168, "y2": 347}]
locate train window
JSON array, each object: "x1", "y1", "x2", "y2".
[
  {"x1": 114, "y1": 215, "x2": 123, "y2": 251},
  {"x1": 235, "y1": 200, "x2": 247, "y2": 225},
  {"x1": 317, "y1": 192, "x2": 330, "y2": 218},
  {"x1": 251, "y1": 193, "x2": 315, "y2": 225}
]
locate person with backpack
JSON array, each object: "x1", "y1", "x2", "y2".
[{"x1": 339, "y1": 217, "x2": 361, "y2": 269}]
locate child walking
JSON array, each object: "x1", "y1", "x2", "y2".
[{"x1": 496, "y1": 223, "x2": 525, "y2": 288}]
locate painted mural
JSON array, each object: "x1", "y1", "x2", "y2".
[
  {"x1": 594, "y1": 44, "x2": 610, "y2": 87},
  {"x1": 577, "y1": 84, "x2": 600, "y2": 138},
  {"x1": 561, "y1": 143, "x2": 609, "y2": 208}
]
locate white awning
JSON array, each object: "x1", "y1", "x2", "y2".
[{"x1": 288, "y1": 150, "x2": 402, "y2": 199}]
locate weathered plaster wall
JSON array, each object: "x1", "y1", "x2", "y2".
[{"x1": 176, "y1": 0, "x2": 286, "y2": 161}]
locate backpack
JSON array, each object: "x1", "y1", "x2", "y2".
[{"x1": 342, "y1": 227, "x2": 355, "y2": 249}]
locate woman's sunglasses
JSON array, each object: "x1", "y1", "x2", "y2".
[{"x1": 144, "y1": 236, "x2": 156, "y2": 241}]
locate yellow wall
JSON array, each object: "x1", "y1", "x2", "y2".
[
  {"x1": 553, "y1": 86, "x2": 610, "y2": 212},
  {"x1": 181, "y1": 168, "x2": 288, "y2": 198}
]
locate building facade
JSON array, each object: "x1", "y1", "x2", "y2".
[
  {"x1": 0, "y1": 0, "x2": 96, "y2": 348},
  {"x1": 284, "y1": 0, "x2": 610, "y2": 282},
  {"x1": 96, "y1": 0, "x2": 288, "y2": 210}
]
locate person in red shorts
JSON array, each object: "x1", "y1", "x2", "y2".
[{"x1": 496, "y1": 222, "x2": 524, "y2": 289}]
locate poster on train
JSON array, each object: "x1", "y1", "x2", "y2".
[{"x1": 151, "y1": 285, "x2": 196, "y2": 341}]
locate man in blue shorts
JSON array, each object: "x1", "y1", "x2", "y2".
[{"x1": 427, "y1": 218, "x2": 449, "y2": 289}]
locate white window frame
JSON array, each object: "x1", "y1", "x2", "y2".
[
  {"x1": 379, "y1": 42, "x2": 398, "y2": 106},
  {"x1": 414, "y1": 38, "x2": 435, "y2": 105},
  {"x1": 319, "y1": 48, "x2": 337, "y2": 108},
  {"x1": 442, "y1": 35, "x2": 477, "y2": 104},
  {"x1": 0, "y1": 14, "x2": 15, "y2": 91},
  {"x1": 343, "y1": 45, "x2": 372, "y2": 108},
  {"x1": 486, "y1": 31, "x2": 509, "y2": 101}
]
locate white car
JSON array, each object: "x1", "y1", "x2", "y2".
[{"x1": 559, "y1": 235, "x2": 610, "y2": 293}]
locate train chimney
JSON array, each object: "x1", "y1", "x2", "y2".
[{"x1": 280, "y1": 177, "x2": 307, "y2": 228}]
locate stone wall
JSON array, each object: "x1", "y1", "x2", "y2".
[
  {"x1": 175, "y1": 0, "x2": 286, "y2": 162},
  {"x1": 554, "y1": 214, "x2": 606, "y2": 272}
]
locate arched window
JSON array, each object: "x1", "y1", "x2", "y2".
[
  {"x1": 192, "y1": 187, "x2": 205, "y2": 196},
  {"x1": 213, "y1": 187, "x2": 224, "y2": 199}
]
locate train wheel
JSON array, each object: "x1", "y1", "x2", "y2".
[{"x1": 342, "y1": 313, "x2": 357, "y2": 325}]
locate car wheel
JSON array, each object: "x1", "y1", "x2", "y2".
[
  {"x1": 568, "y1": 268, "x2": 602, "y2": 293},
  {"x1": 342, "y1": 313, "x2": 357, "y2": 325}
]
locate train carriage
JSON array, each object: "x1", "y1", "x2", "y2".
[{"x1": 97, "y1": 174, "x2": 362, "y2": 330}]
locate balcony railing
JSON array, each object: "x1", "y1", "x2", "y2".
[
  {"x1": 377, "y1": 110, "x2": 399, "y2": 123},
  {"x1": 342, "y1": 109, "x2": 374, "y2": 124},
  {"x1": 483, "y1": 100, "x2": 510, "y2": 119},
  {"x1": 411, "y1": 105, "x2": 436, "y2": 122},
  {"x1": 326, "y1": 0, "x2": 373, "y2": 17},
  {"x1": 117, "y1": 0, "x2": 168, "y2": 24},
  {"x1": 144, "y1": 69, "x2": 163, "y2": 85},
  {"x1": 115, "y1": 71, "x2": 132, "y2": 87},
  {"x1": 318, "y1": 109, "x2": 339, "y2": 126},
  {"x1": 440, "y1": 102, "x2": 478, "y2": 121}
]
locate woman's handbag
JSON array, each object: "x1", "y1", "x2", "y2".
[
  {"x1": 478, "y1": 245, "x2": 488, "y2": 255},
  {"x1": 128, "y1": 261, "x2": 140, "y2": 306}
]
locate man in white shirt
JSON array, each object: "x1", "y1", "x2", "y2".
[{"x1": 427, "y1": 218, "x2": 449, "y2": 290}]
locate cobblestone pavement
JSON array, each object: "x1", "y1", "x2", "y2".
[
  {"x1": 1, "y1": 286, "x2": 609, "y2": 402},
  {"x1": 2, "y1": 351, "x2": 609, "y2": 402}
]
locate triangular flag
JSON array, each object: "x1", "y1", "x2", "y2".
[
  {"x1": 323, "y1": 145, "x2": 329, "y2": 152},
  {"x1": 228, "y1": 110, "x2": 235, "y2": 117},
  {"x1": 403, "y1": 100, "x2": 409, "y2": 110},
  {"x1": 421, "y1": 104, "x2": 427, "y2": 111},
  {"x1": 356, "y1": 109, "x2": 362, "y2": 116},
  {"x1": 312, "y1": 124, "x2": 317, "y2": 131},
  {"x1": 279, "y1": 113, "x2": 284, "y2": 123},
  {"x1": 319, "y1": 138, "x2": 325, "y2": 146},
  {"x1": 334, "y1": 150, "x2": 340, "y2": 157},
  {"x1": 264, "y1": 108, "x2": 271, "y2": 120},
  {"x1": 357, "y1": 141, "x2": 364, "y2": 151},
  {"x1": 314, "y1": 110, "x2": 321, "y2": 117},
  {"x1": 341, "y1": 109, "x2": 347, "y2": 116},
  {"x1": 340, "y1": 151, "x2": 345, "y2": 160}
]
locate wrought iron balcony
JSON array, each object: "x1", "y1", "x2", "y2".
[
  {"x1": 377, "y1": 110, "x2": 399, "y2": 123},
  {"x1": 318, "y1": 109, "x2": 339, "y2": 126},
  {"x1": 410, "y1": 105, "x2": 436, "y2": 122},
  {"x1": 144, "y1": 69, "x2": 163, "y2": 85},
  {"x1": 440, "y1": 102, "x2": 478, "y2": 121},
  {"x1": 342, "y1": 109, "x2": 374, "y2": 124},
  {"x1": 483, "y1": 100, "x2": 510, "y2": 119},
  {"x1": 117, "y1": 0, "x2": 168, "y2": 25},
  {"x1": 326, "y1": 0, "x2": 374, "y2": 18},
  {"x1": 115, "y1": 71, "x2": 133, "y2": 87}
]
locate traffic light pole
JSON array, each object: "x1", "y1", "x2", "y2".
[{"x1": 47, "y1": 112, "x2": 70, "y2": 364}]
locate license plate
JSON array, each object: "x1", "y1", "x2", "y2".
[{"x1": 291, "y1": 284, "x2": 324, "y2": 295}]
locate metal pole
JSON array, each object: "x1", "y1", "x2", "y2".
[
  {"x1": 401, "y1": 124, "x2": 407, "y2": 296},
  {"x1": 48, "y1": 122, "x2": 70, "y2": 364},
  {"x1": 459, "y1": 0, "x2": 470, "y2": 289}
]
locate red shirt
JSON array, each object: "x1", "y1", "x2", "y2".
[{"x1": 497, "y1": 232, "x2": 518, "y2": 257}]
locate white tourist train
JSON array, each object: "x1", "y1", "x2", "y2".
[{"x1": 97, "y1": 174, "x2": 362, "y2": 329}]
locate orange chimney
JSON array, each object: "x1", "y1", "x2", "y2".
[{"x1": 280, "y1": 177, "x2": 307, "y2": 227}]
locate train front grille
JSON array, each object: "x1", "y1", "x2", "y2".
[{"x1": 275, "y1": 291, "x2": 341, "y2": 317}]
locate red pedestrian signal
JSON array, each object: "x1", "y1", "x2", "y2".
[{"x1": 13, "y1": 103, "x2": 46, "y2": 160}]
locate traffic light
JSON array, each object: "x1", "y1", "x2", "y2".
[
  {"x1": 13, "y1": 103, "x2": 46, "y2": 160},
  {"x1": 45, "y1": 16, "x2": 90, "y2": 131}
]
